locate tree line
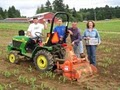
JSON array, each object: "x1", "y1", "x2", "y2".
[
  {"x1": 36, "y1": 0, "x2": 120, "y2": 21},
  {"x1": 0, "y1": 6, "x2": 21, "y2": 19}
]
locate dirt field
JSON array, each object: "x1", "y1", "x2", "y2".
[{"x1": 0, "y1": 28, "x2": 120, "y2": 90}]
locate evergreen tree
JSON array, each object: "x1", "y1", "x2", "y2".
[
  {"x1": 52, "y1": 0, "x2": 65, "y2": 12},
  {"x1": 104, "y1": 5, "x2": 112, "y2": 19},
  {"x1": 72, "y1": 7, "x2": 77, "y2": 17},
  {"x1": 8, "y1": 6, "x2": 21, "y2": 18},
  {"x1": 115, "y1": 6, "x2": 120, "y2": 18},
  {"x1": 0, "y1": 14, "x2": 3, "y2": 19},
  {"x1": 45, "y1": 0, "x2": 52, "y2": 12},
  {"x1": 15, "y1": 10, "x2": 21, "y2": 17},
  {"x1": 35, "y1": 1, "x2": 120, "y2": 21},
  {"x1": 36, "y1": 4, "x2": 45, "y2": 14},
  {"x1": 4, "y1": 9, "x2": 8, "y2": 18},
  {"x1": 0, "y1": 7, "x2": 4, "y2": 19},
  {"x1": 36, "y1": 7, "x2": 40, "y2": 14}
]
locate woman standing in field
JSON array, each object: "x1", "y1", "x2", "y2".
[{"x1": 83, "y1": 21, "x2": 101, "y2": 66}]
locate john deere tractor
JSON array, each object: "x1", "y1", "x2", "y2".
[{"x1": 7, "y1": 12, "x2": 69, "y2": 72}]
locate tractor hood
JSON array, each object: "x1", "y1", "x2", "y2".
[{"x1": 13, "y1": 36, "x2": 29, "y2": 43}]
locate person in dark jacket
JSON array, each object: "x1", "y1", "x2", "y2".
[{"x1": 68, "y1": 21, "x2": 82, "y2": 57}]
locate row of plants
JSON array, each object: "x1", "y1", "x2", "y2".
[{"x1": 0, "y1": 65, "x2": 69, "y2": 90}]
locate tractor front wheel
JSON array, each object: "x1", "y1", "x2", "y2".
[
  {"x1": 8, "y1": 51, "x2": 19, "y2": 64},
  {"x1": 34, "y1": 50, "x2": 54, "y2": 72}
]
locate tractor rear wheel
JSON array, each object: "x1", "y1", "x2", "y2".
[
  {"x1": 8, "y1": 51, "x2": 19, "y2": 64},
  {"x1": 34, "y1": 50, "x2": 54, "y2": 72}
]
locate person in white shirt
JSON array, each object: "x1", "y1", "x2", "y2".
[
  {"x1": 27, "y1": 17, "x2": 47, "y2": 38},
  {"x1": 26, "y1": 17, "x2": 47, "y2": 51}
]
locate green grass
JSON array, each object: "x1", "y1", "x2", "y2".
[
  {"x1": 0, "y1": 19, "x2": 120, "y2": 32},
  {"x1": 77, "y1": 19, "x2": 120, "y2": 32},
  {"x1": 95, "y1": 20, "x2": 120, "y2": 32},
  {"x1": 0, "y1": 22, "x2": 29, "y2": 30},
  {"x1": 100, "y1": 32, "x2": 120, "y2": 43}
]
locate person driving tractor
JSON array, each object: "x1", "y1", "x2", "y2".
[
  {"x1": 26, "y1": 17, "x2": 47, "y2": 51},
  {"x1": 27, "y1": 17, "x2": 47, "y2": 38}
]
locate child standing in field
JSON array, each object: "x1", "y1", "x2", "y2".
[{"x1": 83, "y1": 21, "x2": 101, "y2": 66}]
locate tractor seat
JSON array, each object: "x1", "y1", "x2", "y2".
[
  {"x1": 43, "y1": 32, "x2": 60, "y2": 45},
  {"x1": 18, "y1": 30, "x2": 25, "y2": 36}
]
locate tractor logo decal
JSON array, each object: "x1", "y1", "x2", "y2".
[{"x1": 13, "y1": 38, "x2": 27, "y2": 43}]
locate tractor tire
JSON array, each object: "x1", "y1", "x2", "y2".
[
  {"x1": 8, "y1": 51, "x2": 19, "y2": 64},
  {"x1": 34, "y1": 50, "x2": 54, "y2": 72}
]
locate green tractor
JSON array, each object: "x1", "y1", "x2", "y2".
[{"x1": 7, "y1": 12, "x2": 69, "y2": 72}]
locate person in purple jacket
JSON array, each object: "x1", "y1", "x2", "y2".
[{"x1": 68, "y1": 21, "x2": 82, "y2": 57}]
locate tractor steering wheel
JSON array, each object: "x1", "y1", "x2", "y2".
[
  {"x1": 35, "y1": 32, "x2": 44, "y2": 38},
  {"x1": 34, "y1": 32, "x2": 44, "y2": 43}
]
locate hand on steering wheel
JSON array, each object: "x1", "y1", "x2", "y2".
[{"x1": 35, "y1": 32, "x2": 44, "y2": 38}]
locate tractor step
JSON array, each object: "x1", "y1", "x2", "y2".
[
  {"x1": 56, "y1": 58, "x2": 65, "y2": 61},
  {"x1": 24, "y1": 53, "x2": 32, "y2": 57},
  {"x1": 55, "y1": 58, "x2": 65, "y2": 64}
]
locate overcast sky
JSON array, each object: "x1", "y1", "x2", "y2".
[{"x1": 0, "y1": 0, "x2": 120, "y2": 17}]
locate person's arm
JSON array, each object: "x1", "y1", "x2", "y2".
[
  {"x1": 27, "y1": 31, "x2": 32, "y2": 37},
  {"x1": 43, "y1": 23, "x2": 47, "y2": 30},
  {"x1": 78, "y1": 29, "x2": 82, "y2": 41},
  {"x1": 67, "y1": 28, "x2": 73, "y2": 35},
  {"x1": 83, "y1": 30, "x2": 86, "y2": 39},
  {"x1": 43, "y1": 20, "x2": 48, "y2": 30},
  {"x1": 83, "y1": 29, "x2": 90, "y2": 40},
  {"x1": 53, "y1": 26, "x2": 57, "y2": 32},
  {"x1": 73, "y1": 30, "x2": 81, "y2": 43},
  {"x1": 27, "y1": 24, "x2": 32, "y2": 37},
  {"x1": 68, "y1": 30, "x2": 73, "y2": 35},
  {"x1": 96, "y1": 30, "x2": 101, "y2": 44}
]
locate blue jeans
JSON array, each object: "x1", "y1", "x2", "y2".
[
  {"x1": 79, "y1": 41, "x2": 84, "y2": 54},
  {"x1": 86, "y1": 45, "x2": 97, "y2": 66},
  {"x1": 73, "y1": 44, "x2": 80, "y2": 58}
]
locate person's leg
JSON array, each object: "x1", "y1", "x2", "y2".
[
  {"x1": 76, "y1": 45, "x2": 80, "y2": 58},
  {"x1": 90, "y1": 45, "x2": 97, "y2": 66},
  {"x1": 79, "y1": 41, "x2": 84, "y2": 54},
  {"x1": 86, "y1": 45, "x2": 91, "y2": 63},
  {"x1": 73, "y1": 44, "x2": 80, "y2": 57},
  {"x1": 26, "y1": 38, "x2": 35, "y2": 50}
]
